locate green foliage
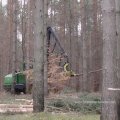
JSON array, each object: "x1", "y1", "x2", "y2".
[
  {"x1": 51, "y1": 99, "x2": 66, "y2": 108},
  {"x1": 0, "y1": 113, "x2": 100, "y2": 120},
  {"x1": 61, "y1": 87, "x2": 76, "y2": 94},
  {"x1": 0, "y1": 92, "x2": 101, "y2": 114},
  {"x1": 48, "y1": 93, "x2": 101, "y2": 114}
]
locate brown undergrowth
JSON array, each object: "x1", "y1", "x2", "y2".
[
  {"x1": 24, "y1": 53, "x2": 70, "y2": 94},
  {"x1": 48, "y1": 54, "x2": 70, "y2": 93}
]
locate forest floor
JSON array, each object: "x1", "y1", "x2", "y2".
[
  {"x1": 0, "y1": 92, "x2": 100, "y2": 120},
  {"x1": 0, "y1": 113, "x2": 100, "y2": 120}
]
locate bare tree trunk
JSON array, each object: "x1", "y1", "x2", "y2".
[
  {"x1": 74, "y1": 0, "x2": 80, "y2": 92},
  {"x1": 68, "y1": 0, "x2": 72, "y2": 69},
  {"x1": 44, "y1": 0, "x2": 48, "y2": 96},
  {"x1": 33, "y1": 0, "x2": 44, "y2": 112},
  {"x1": 116, "y1": 0, "x2": 120, "y2": 85},
  {"x1": 26, "y1": 0, "x2": 31, "y2": 70},
  {"x1": 11, "y1": 0, "x2": 17, "y2": 93},
  {"x1": 21, "y1": 0, "x2": 26, "y2": 71},
  {"x1": 0, "y1": 1, "x2": 3, "y2": 90},
  {"x1": 7, "y1": 0, "x2": 13, "y2": 73},
  {"x1": 92, "y1": 0, "x2": 99, "y2": 91},
  {"x1": 115, "y1": 0, "x2": 120, "y2": 119},
  {"x1": 0, "y1": 54, "x2": 3, "y2": 90},
  {"x1": 101, "y1": 0, "x2": 118, "y2": 119},
  {"x1": 80, "y1": 0, "x2": 88, "y2": 92}
]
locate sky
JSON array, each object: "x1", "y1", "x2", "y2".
[
  {"x1": 2, "y1": 0, "x2": 81, "y2": 6},
  {"x1": 2, "y1": 0, "x2": 7, "y2": 6}
]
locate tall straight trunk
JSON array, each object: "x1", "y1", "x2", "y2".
[
  {"x1": 76, "y1": 22, "x2": 80, "y2": 91},
  {"x1": 25, "y1": 0, "x2": 31, "y2": 93},
  {"x1": 44, "y1": 0, "x2": 48, "y2": 96},
  {"x1": 98, "y1": 0, "x2": 103, "y2": 92},
  {"x1": 88, "y1": 0, "x2": 93, "y2": 92},
  {"x1": 63, "y1": 0, "x2": 66, "y2": 49},
  {"x1": 92, "y1": 0, "x2": 99, "y2": 91},
  {"x1": 116, "y1": 0, "x2": 120, "y2": 84},
  {"x1": 0, "y1": 54, "x2": 3, "y2": 90},
  {"x1": 53, "y1": 0, "x2": 56, "y2": 29},
  {"x1": 74, "y1": 0, "x2": 80, "y2": 91},
  {"x1": 68, "y1": 0, "x2": 72, "y2": 69},
  {"x1": 21, "y1": 0, "x2": 26, "y2": 70},
  {"x1": 50, "y1": 0, "x2": 53, "y2": 25},
  {"x1": 101, "y1": 0, "x2": 118, "y2": 119},
  {"x1": 11, "y1": 0, "x2": 17, "y2": 93},
  {"x1": 26, "y1": 0, "x2": 31, "y2": 70},
  {"x1": 0, "y1": 1, "x2": 3, "y2": 90},
  {"x1": 33, "y1": 0, "x2": 44, "y2": 112},
  {"x1": 80, "y1": 0, "x2": 88, "y2": 92},
  {"x1": 7, "y1": 0, "x2": 13, "y2": 73},
  {"x1": 115, "y1": 0, "x2": 120, "y2": 119}
]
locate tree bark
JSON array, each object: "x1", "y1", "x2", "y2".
[
  {"x1": 11, "y1": 0, "x2": 17, "y2": 93},
  {"x1": 80, "y1": 0, "x2": 88, "y2": 92},
  {"x1": 101, "y1": 0, "x2": 118, "y2": 119},
  {"x1": 26, "y1": 0, "x2": 31, "y2": 70},
  {"x1": 92, "y1": 0, "x2": 99, "y2": 92},
  {"x1": 7, "y1": 0, "x2": 13, "y2": 73},
  {"x1": 44, "y1": 0, "x2": 48, "y2": 96},
  {"x1": 115, "y1": 0, "x2": 120, "y2": 119},
  {"x1": 21, "y1": 0, "x2": 26, "y2": 71},
  {"x1": 33, "y1": 0, "x2": 44, "y2": 112}
]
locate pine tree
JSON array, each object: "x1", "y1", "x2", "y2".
[{"x1": 33, "y1": 0, "x2": 45, "y2": 112}]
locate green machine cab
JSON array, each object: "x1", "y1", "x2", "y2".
[
  {"x1": 4, "y1": 74, "x2": 13, "y2": 91},
  {"x1": 4, "y1": 72, "x2": 26, "y2": 94}
]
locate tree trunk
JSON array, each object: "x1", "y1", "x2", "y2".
[
  {"x1": 101, "y1": 0, "x2": 118, "y2": 119},
  {"x1": 11, "y1": 0, "x2": 17, "y2": 93},
  {"x1": 80, "y1": 0, "x2": 88, "y2": 92},
  {"x1": 33, "y1": 0, "x2": 44, "y2": 112},
  {"x1": 7, "y1": 0, "x2": 13, "y2": 73},
  {"x1": 68, "y1": 0, "x2": 72, "y2": 69},
  {"x1": 21, "y1": 0, "x2": 26, "y2": 71},
  {"x1": 26, "y1": 0, "x2": 31, "y2": 70},
  {"x1": 0, "y1": 2, "x2": 3, "y2": 90},
  {"x1": 44, "y1": 0, "x2": 48, "y2": 96},
  {"x1": 92, "y1": 0, "x2": 99, "y2": 92},
  {"x1": 115, "y1": 0, "x2": 120, "y2": 119}
]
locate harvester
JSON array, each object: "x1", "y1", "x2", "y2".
[
  {"x1": 4, "y1": 72, "x2": 26, "y2": 94},
  {"x1": 3, "y1": 27, "x2": 78, "y2": 94}
]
